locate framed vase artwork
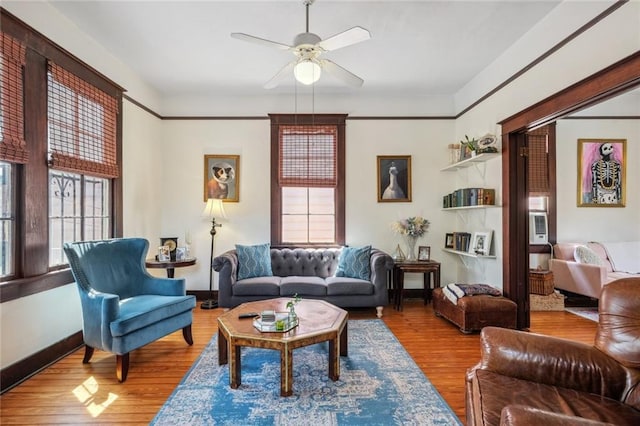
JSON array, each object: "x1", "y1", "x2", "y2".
[
  {"x1": 418, "y1": 246, "x2": 431, "y2": 261},
  {"x1": 377, "y1": 155, "x2": 411, "y2": 202},
  {"x1": 577, "y1": 139, "x2": 625, "y2": 207},
  {"x1": 204, "y1": 155, "x2": 239, "y2": 202}
]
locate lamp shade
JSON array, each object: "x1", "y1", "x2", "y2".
[
  {"x1": 294, "y1": 60, "x2": 321, "y2": 85},
  {"x1": 202, "y1": 198, "x2": 227, "y2": 221}
]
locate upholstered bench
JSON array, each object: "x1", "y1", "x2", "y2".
[{"x1": 432, "y1": 287, "x2": 517, "y2": 333}]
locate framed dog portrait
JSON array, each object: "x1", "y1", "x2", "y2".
[
  {"x1": 377, "y1": 155, "x2": 411, "y2": 202},
  {"x1": 204, "y1": 155, "x2": 239, "y2": 202},
  {"x1": 577, "y1": 139, "x2": 625, "y2": 207}
]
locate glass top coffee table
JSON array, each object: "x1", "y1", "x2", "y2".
[{"x1": 217, "y1": 298, "x2": 348, "y2": 397}]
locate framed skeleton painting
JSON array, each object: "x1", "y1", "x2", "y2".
[{"x1": 577, "y1": 139, "x2": 625, "y2": 207}]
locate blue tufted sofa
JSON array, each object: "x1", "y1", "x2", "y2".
[{"x1": 213, "y1": 247, "x2": 393, "y2": 317}]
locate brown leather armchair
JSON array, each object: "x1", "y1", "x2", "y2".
[{"x1": 466, "y1": 277, "x2": 640, "y2": 425}]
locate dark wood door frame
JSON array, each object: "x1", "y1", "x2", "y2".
[{"x1": 500, "y1": 51, "x2": 640, "y2": 330}]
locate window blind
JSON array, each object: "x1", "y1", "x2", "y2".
[
  {"x1": 528, "y1": 127, "x2": 550, "y2": 194},
  {"x1": 279, "y1": 125, "x2": 337, "y2": 187},
  {"x1": 0, "y1": 32, "x2": 28, "y2": 164},
  {"x1": 48, "y1": 62, "x2": 119, "y2": 178}
]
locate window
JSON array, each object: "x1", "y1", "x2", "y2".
[
  {"x1": 0, "y1": 161, "x2": 14, "y2": 277},
  {"x1": 1, "y1": 12, "x2": 122, "y2": 300},
  {"x1": 270, "y1": 114, "x2": 345, "y2": 246},
  {"x1": 47, "y1": 63, "x2": 117, "y2": 266},
  {"x1": 48, "y1": 171, "x2": 110, "y2": 266},
  {"x1": 0, "y1": 32, "x2": 27, "y2": 279}
]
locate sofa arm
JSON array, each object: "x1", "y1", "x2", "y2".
[
  {"x1": 469, "y1": 326, "x2": 629, "y2": 399},
  {"x1": 370, "y1": 249, "x2": 393, "y2": 291},
  {"x1": 500, "y1": 405, "x2": 615, "y2": 426},
  {"x1": 549, "y1": 258, "x2": 607, "y2": 299},
  {"x1": 213, "y1": 250, "x2": 238, "y2": 306}
]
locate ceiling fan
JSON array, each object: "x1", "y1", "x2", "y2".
[{"x1": 231, "y1": 0, "x2": 371, "y2": 89}]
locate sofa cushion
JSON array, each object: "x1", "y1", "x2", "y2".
[
  {"x1": 574, "y1": 245, "x2": 605, "y2": 267},
  {"x1": 233, "y1": 276, "x2": 281, "y2": 296},
  {"x1": 280, "y1": 276, "x2": 327, "y2": 297},
  {"x1": 110, "y1": 295, "x2": 196, "y2": 337},
  {"x1": 335, "y1": 245, "x2": 371, "y2": 280},
  {"x1": 326, "y1": 277, "x2": 374, "y2": 295},
  {"x1": 236, "y1": 243, "x2": 273, "y2": 280}
]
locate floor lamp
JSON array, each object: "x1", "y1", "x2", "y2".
[{"x1": 201, "y1": 198, "x2": 227, "y2": 309}]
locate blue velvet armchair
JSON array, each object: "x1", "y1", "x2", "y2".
[{"x1": 64, "y1": 238, "x2": 196, "y2": 382}]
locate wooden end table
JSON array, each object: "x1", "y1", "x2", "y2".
[
  {"x1": 217, "y1": 298, "x2": 348, "y2": 397},
  {"x1": 145, "y1": 257, "x2": 196, "y2": 278},
  {"x1": 393, "y1": 260, "x2": 441, "y2": 311}
]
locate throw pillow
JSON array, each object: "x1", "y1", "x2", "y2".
[
  {"x1": 236, "y1": 243, "x2": 273, "y2": 280},
  {"x1": 574, "y1": 245, "x2": 604, "y2": 266},
  {"x1": 335, "y1": 245, "x2": 371, "y2": 280}
]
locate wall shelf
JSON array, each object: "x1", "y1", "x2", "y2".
[
  {"x1": 442, "y1": 205, "x2": 500, "y2": 211},
  {"x1": 442, "y1": 248, "x2": 496, "y2": 259},
  {"x1": 440, "y1": 153, "x2": 500, "y2": 172}
]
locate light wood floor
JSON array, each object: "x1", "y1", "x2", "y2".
[{"x1": 0, "y1": 300, "x2": 597, "y2": 425}]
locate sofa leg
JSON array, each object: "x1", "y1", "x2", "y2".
[
  {"x1": 82, "y1": 345, "x2": 94, "y2": 364},
  {"x1": 376, "y1": 306, "x2": 383, "y2": 318},
  {"x1": 183, "y1": 325, "x2": 194, "y2": 345},
  {"x1": 116, "y1": 353, "x2": 129, "y2": 382}
]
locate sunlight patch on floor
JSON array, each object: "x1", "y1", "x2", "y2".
[{"x1": 72, "y1": 376, "x2": 119, "y2": 417}]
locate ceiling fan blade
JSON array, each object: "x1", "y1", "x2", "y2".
[
  {"x1": 264, "y1": 61, "x2": 296, "y2": 89},
  {"x1": 231, "y1": 32, "x2": 292, "y2": 50},
  {"x1": 317, "y1": 26, "x2": 370, "y2": 51},
  {"x1": 321, "y1": 59, "x2": 364, "y2": 87}
]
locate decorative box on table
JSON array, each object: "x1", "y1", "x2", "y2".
[{"x1": 529, "y1": 270, "x2": 554, "y2": 295}]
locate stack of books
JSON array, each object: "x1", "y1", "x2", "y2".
[{"x1": 443, "y1": 188, "x2": 495, "y2": 208}]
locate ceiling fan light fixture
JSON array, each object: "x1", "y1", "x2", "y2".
[{"x1": 294, "y1": 60, "x2": 321, "y2": 85}]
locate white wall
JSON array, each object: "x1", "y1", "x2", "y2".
[
  {"x1": 555, "y1": 119, "x2": 640, "y2": 242},
  {"x1": 151, "y1": 118, "x2": 456, "y2": 292}
]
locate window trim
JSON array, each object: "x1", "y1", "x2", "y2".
[
  {"x1": 270, "y1": 114, "x2": 346, "y2": 247},
  {"x1": 0, "y1": 10, "x2": 123, "y2": 302}
]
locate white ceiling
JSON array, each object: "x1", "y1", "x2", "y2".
[{"x1": 44, "y1": 0, "x2": 565, "y2": 110}]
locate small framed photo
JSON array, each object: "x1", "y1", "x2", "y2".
[
  {"x1": 377, "y1": 155, "x2": 411, "y2": 202},
  {"x1": 469, "y1": 231, "x2": 492, "y2": 256},
  {"x1": 157, "y1": 246, "x2": 170, "y2": 261},
  {"x1": 445, "y1": 233, "x2": 454, "y2": 249},
  {"x1": 418, "y1": 246, "x2": 431, "y2": 261},
  {"x1": 204, "y1": 154, "x2": 239, "y2": 202}
]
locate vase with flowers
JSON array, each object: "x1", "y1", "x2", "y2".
[{"x1": 391, "y1": 216, "x2": 430, "y2": 261}]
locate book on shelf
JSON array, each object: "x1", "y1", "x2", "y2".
[{"x1": 444, "y1": 188, "x2": 495, "y2": 208}]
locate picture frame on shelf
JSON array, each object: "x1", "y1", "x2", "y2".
[
  {"x1": 469, "y1": 231, "x2": 492, "y2": 256},
  {"x1": 577, "y1": 139, "x2": 625, "y2": 207},
  {"x1": 445, "y1": 233, "x2": 454, "y2": 249},
  {"x1": 418, "y1": 246, "x2": 431, "y2": 261},
  {"x1": 204, "y1": 154, "x2": 240, "y2": 202},
  {"x1": 377, "y1": 155, "x2": 411, "y2": 202}
]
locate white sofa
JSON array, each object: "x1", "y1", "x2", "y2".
[{"x1": 549, "y1": 242, "x2": 640, "y2": 299}]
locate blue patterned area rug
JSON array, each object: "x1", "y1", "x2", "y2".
[
  {"x1": 565, "y1": 307, "x2": 599, "y2": 322},
  {"x1": 151, "y1": 319, "x2": 461, "y2": 425}
]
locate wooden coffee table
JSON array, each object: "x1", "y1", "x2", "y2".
[{"x1": 217, "y1": 298, "x2": 348, "y2": 396}]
